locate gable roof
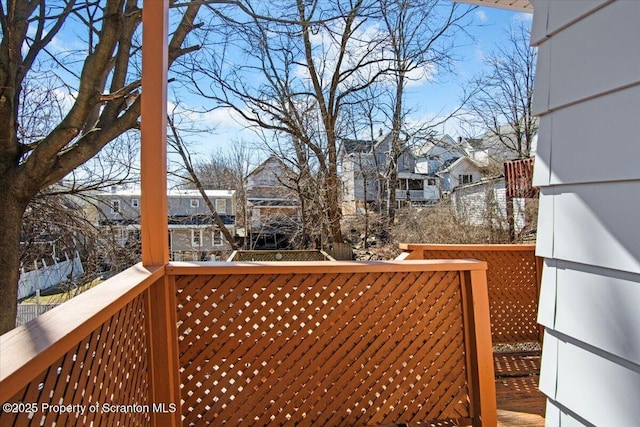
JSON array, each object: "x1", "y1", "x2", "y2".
[
  {"x1": 413, "y1": 134, "x2": 465, "y2": 158},
  {"x1": 246, "y1": 155, "x2": 291, "y2": 179},
  {"x1": 436, "y1": 156, "x2": 482, "y2": 175},
  {"x1": 340, "y1": 138, "x2": 373, "y2": 155}
]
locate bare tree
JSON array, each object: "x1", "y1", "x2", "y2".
[
  {"x1": 167, "y1": 112, "x2": 239, "y2": 250},
  {"x1": 0, "y1": 0, "x2": 203, "y2": 333},
  {"x1": 468, "y1": 22, "x2": 538, "y2": 159},
  {"x1": 377, "y1": 0, "x2": 474, "y2": 223},
  {"x1": 194, "y1": 141, "x2": 256, "y2": 241},
  {"x1": 184, "y1": 0, "x2": 396, "y2": 245}
]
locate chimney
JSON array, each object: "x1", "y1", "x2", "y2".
[
  {"x1": 458, "y1": 136, "x2": 462, "y2": 144},
  {"x1": 379, "y1": 128, "x2": 383, "y2": 137}
]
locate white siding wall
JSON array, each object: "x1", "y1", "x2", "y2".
[
  {"x1": 450, "y1": 179, "x2": 526, "y2": 232},
  {"x1": 531, "y1": 1, "x2": 640, "y2": 425}
]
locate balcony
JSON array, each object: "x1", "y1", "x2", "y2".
[
  {"x1": 0, "y1": 4, "x2": 544, "y2": 426},
  {"x1": 0, "y1": 243, "x2": 549, "y2": 427},
  {"x1": 1, "y1": 258, "x2": 499, "y2": 426}
]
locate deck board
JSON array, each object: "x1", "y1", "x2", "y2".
[{"x1": 495, "y1": 351, "x2": 546, "y2": 427}]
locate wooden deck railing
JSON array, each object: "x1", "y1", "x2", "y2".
[
  {"x1": 1, "y1": 260, "x2": 497, "y2": 427},
  {"x1": 398, "y1": 244, "x2": 543, "y2": 345}
]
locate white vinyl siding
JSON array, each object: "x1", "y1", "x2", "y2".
[{"x1": 530, "y1": 1, "x2": 640, "y2": 425}]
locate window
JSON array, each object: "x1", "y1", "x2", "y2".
[
  {"x1": 215, "y1": 199, "x2": 226, "y2": 213},
  {"x1": 426, "y1": 178, "x2": 437, "y2": 186},
  {"x1": 212, "y1": 230, "x2": 223, "y2": 246},
  {"x1": 116, "y1": 227, "x2": 127, "y2": 243},
  {"x1": 459, "y1": 174, "x2": 473, "y2": 185},
  {"x1": 191, "y1": 229, "x2": 202, "y2": 246},
  {"x1": 111, "y1": 200, "x2": 121, "y2": 213},
  {"x1": 131, "y1": 198, "x2": 139, "y2": 208},
  {"x1": 408, "y1": 179, "x2": 423, "y2": 190},
  {"x1": 190, "y1": 199, "x2": 200, "y2": 208}
]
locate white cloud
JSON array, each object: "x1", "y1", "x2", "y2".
[
  {"x1": 475, "y1": 10, "x2": 488, "y2": 23},
  {"x1": 167, "y1": 102, "x2": 253, "y2": 134},
  {"x1": 512, "y1": 12, "x2": 533, "y2": 23}
]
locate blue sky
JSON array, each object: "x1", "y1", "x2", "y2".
[
  {"x1": 32, "y1": 3, "x2": 532, "y2": 163},
  {"x1": 183, "y1": 4, "x2": 533, "y2": 158}
]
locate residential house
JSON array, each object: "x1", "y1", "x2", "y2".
[
  {"x1": 463, "y1": 128, "x2": 538, "y2": 166},
  {"x1": 436, "y1": 156, "x2": 485, "y2": 193},
  {"x1": 244, "y1": 156, "x2": 301, "y2": 249},
  {"x1": 94, "y1": 187, "x2": 236, "y2": 262},
  {"x1": 339, "y1": 132, "x2": 456, "y2": 214}
]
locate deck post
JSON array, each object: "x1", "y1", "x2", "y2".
[
  {"x1": 461, "y1": 268, "x2": 497, "y2": 427},
  {"x1": 144, "y1": 275, "x2": 182, "y2": 426},
  {"x1": 141, "y1": 2, "x2": 180, "y2": 426},
  {"x1": 141, "y1": 0, "x2": 169, "y2": 266}
]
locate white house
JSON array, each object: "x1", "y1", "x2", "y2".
[
  {"x1": 339, "y1": 132, "x2": 464, "y2": 213},
  {"x1": 436, "y1": 156, "x2": 485, "y2": 193},
  {"x1": 460, "y1": 1, "x2": 640, "y2": 426},
  {"x1": 464, "y1": 127, "x2": 538, "y2": 166}
]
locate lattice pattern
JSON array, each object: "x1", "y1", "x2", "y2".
[
  {"x1": 420, "y1": 249, "x2": 540, "y2": 344},
  {"x1": 176, "y1": 270, "x2": 471, "y2": 426},
  {"x1": 228, "y1": 250, "x2": 332, "y2": 262},
  {"x1": 1, "y1": 295, "x2": 150, "y2": 427}
]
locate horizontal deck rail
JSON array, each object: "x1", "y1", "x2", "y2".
[
  {"x1": 1, "y1": 260, "x2": 498, "y2": 427},
  {"x1": 398, "y1": 244, "x2": 543, "y2": 345},
  {"x1": 0, "y1": 264, "x2": 180, "y2": 426}
]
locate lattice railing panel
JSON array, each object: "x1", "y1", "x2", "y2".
[
  {"x1": 0, "y1": 295, "x2": 150, "y2": 427},
  {"x1": 176, "y1": 269, "x2": 471, "y2": 426},
  {"x1": 419, "y1": 249, "x2": 540, "y2": 344}
]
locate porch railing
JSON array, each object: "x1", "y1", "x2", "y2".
[
  {"x1": 398, "y1": 244, "x2": 543, "y2": 345},
  {"x1": 1, "y1": 260, "x2": 497, "y2": 426}
]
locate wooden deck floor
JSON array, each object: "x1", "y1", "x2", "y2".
[{"x1": 495, "y1": 351, "x2": 546, "y2": 427}]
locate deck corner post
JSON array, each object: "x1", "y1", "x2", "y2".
[
  {"x1": 144, "y1": 274, "x2": 182, "y2": 427},
  {"x1": 462, "y1": 268, "x2": 497, "y2": 427}
]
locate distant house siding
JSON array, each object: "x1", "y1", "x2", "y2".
[
  {"x1": 531, "y1": 1, "x2": 640, "y2": 425},
  {"x1": 450, "y1": 179, "x2": 526, "y2": 232}
]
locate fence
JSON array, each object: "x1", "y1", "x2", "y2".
[
  {"x1": 15, "y1": 304, "x2": 60, "y2": 326},
  {"x1": 398, "y1": 244, "x2": 543, "y2": 345},
  {"x1": 227, "y1": 249, "x2": 335, "y2": 261},
  {"x1": 1, "y1": 260, "x2": 497, "y2": 427},
  {"x1": 0, "y1": 265, "x2": 178, "y2": 426},
  {"x1": 18, "y1": 252, "x2": 84, "y2": 300}
]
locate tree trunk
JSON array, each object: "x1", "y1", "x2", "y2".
[{"x1": 0, "y1": 187, "x2": 29, "y2": 334}]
